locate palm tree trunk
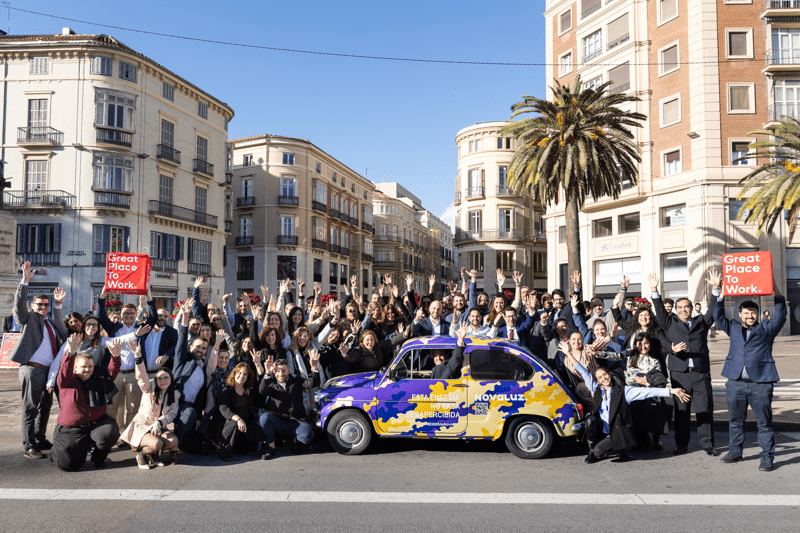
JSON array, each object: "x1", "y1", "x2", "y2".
[{"x1": 564, "y1": 188, "x2": 582, "y2": 293}]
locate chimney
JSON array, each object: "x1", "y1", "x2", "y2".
[{"x1": 61, "y1": 27, "x2": 76, "y2": 36}]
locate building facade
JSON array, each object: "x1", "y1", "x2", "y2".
[
  {"x1": 224, "y1": 135, "x2": 375, "y2": 300},
  {"x1": 454, "y1": 122, "x2": 548, "y2": 294},
  {"x1": 372, "y1": 182, "x2": 455, "y2": 296},
  {"x1": 543, "y1": 0, "x2": 800, "y2": 333},
  {"x1": 0, "y1": 29, "x2": 233, "y2": 313}
]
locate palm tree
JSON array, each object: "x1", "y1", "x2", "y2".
[
  {"x1": 500, "y1": 76, "x2": 645, "y2": 290},
  {"x1": 736, "y1": 118, "x2": 800, "y2": 241}
]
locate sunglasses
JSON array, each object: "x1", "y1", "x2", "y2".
[{"x1": 34, "y1": 302, "x2": 50, "y2": 307}]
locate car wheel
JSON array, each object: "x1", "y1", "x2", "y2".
[
  {"x1": 505, "y1": 416, "x2": 553, "y2": 459},
  {"x1": 326, "y1": 410, "x2": 374, "y2": 455}
]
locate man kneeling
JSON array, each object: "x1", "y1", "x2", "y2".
[
  {"x1": 52, "y1": 333, "x2": 122, "y2": 471},
  {"x1": 258, "y1": 354, "x2": 320, "y2": 460}
]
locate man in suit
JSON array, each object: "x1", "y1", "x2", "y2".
[
  {"x1": 10, "y1": 261, "x2": 68, "y2": 458},
  {"x1": 411, "y1": 300, "x2": 451, "y2": 337},
  {"x1": 648, "y1": 272, "x2": 717, "y2": 456},
  {"x1": 493, "y1": 297, "x2": 538, "y2": 346},
  {"x1": 709, "y1": 269, "x2": 787, "y2": 471},
  {"x1": 172, "y1": 299, "x2": 210, "y2": 452},
  {"x1": 142, "y1": 308, "x2": 178, "y2": 373},
  {"x1": 431, "y1": 323, "x2": 468, "y2": 380},
  {"x1": 3, "y1": 313, "x2": 20, "y2": 333}
]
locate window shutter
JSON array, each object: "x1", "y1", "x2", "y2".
[
  {"x1": 35, "y1": 224, "x2": 45, "y2": 254},
  {"x1": 187, "y1": 239, "x2": 194, "y2": 264},
  {"x1": 102, "y1": 225, "x2": 110, "y2": 254},
  {"x1": 123, "y1": 227, "x2": 130, "y2": 253},
  {"x1": 662, "y1": 45, "x2": 678, "y2": 71},
  {"x1": 608, "y1": 63, "x2": 630, "y2": 92},
  {"x1": 660, "y1": 0, "x2": 677, "y2": 20},
  {"x1": 165, "y1": 234, "x2": 175, "y2": 260},
  {"x1": 607, "y1": 14, "x2": 629, "y2": 48},
  {"x1": 17, "y1": 225, "x2": 27, "y2": 253},
  {"x1": 666, "y1": 151, "x2": 680, "y2": 163},
  {"x1": 53, "y1": 224, "x2": 61, "y2": 253},
  {"x1": 175, "y1": 236, "x2": 184, "y2": 261},
  {"x1": 223, "y1": 245, "x2": 227, "y2": 268},
  {"x1": 560, "y1": 10, "x2": 571, "y2": 33},
  {"x1": 663, "y1": 99, "x2": 680, "y2": 124}
]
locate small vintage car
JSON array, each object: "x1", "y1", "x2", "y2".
[{"x1": 316, "y1": 336, "x2": 583, "y2": 459}]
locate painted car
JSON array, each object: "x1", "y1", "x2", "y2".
[{"x1": 317, "y1": 336, "x2": 583, "y2": 459}]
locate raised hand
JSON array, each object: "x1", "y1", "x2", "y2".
[
  {"x1": 183, "y1": 298, "x2": 195, "y2": 313},
  {"x1": 512, "y1": 270, "x2": 523, "y2": 286},
  {"x1": 460, "y1": 267, "x2": 467, "y2": 282},
  {"x1": 414, "y1": 307, "x2": 424, "y2": 323},
  {"x1": 392, "y1": 285, "x2": 400, "y2": 299},
  {"x1": 309, "y1": 348, "x2": 320, "y2": 370},
  {"x1": 620, "y1": 275, "x2": 630, "y2": 290},
  {"x1": 451, "y1": 309, "x2": 460, "y2": 325},
  {"x1": 350, "y1": 320, "x2": 361, "y2": 335},
  {"x1": 298, "y1": 278, "x2": 305, "y2": 293},
  {"x1": 428, "y1": 274, "x2": 436, "y2": 287},
  {"x1": 21, "y1": 261, "x2": 34, "y2": 283},
  {"x1": 155, "y1": 355, "x2": 170, "y2": 367},
  {"x1": 558, "y1": 340, "x2": 572, "y2": 356},
  {"x1": 314, "y1": 283, "x2": 322, "y2": 295},
  {"x1": 125, "y1": 339, "x2": 141, "y2": 356},
  {"x1": 107, "y1": 339, "x2": 124, "y2": 359},
  {"x1": 53, "y1": 287, "x2": 66, "y2": 304},
  {"x1": 100, "y1": 286, "x2": 108, "y2": 300},
  {"x1": 570, "y1": 294, "x2": 580, "y2": 311},
  {"x1": 260, "y1": 285, "x2": 269, "y2": 300},
  {"x1": 539, "y1": 312, "x2": 549, "y2": 325},
  {"x1": 139, "y1": 295, "x2": 147, "y2": 308},
  {"x1": 525, "y1": 294, "x2": 537, "y2": 314},
  {"x1": 647, "y1": 273, "x2": 660, "y2": 293},
  {"x1": 350, "y1": 274, "x2": 358, "y2": 287},
  {"x1": 67, "y1": 333, "x2": 81, "y2": 353},
  {"x1": 135, "y1": 324, "x2": 152, "y2": 337},
  {"x1": 264, "y1": 355, "x2": 275, "y2": 376},
  {"x1": 456, "y1": 321, "x2": 469, "y2": 344},
  {"x1": 279, "y1": 279, "x2": 287, "y2": 293},
  {"x1": 571, "y1": 270, "x2": 581, "y2": 287},
  {"x1": 496, "y1": 269, "x2": 506, "y2": 288},
  {"x1": 405, "y1": 274, "x2": 414, "y2": 290},
  {"x1": 194, "y1": 276, "x2": 205, "y2": 289},
  {"x1": 468, "y1": 269, "x2": 478, "y2": 282},
  {"x1": 707, "y1": 269, "x2": 722, "y2": 290},
  {"x1": 223, "y1": 292, "x2": 232, "y2": 305}
]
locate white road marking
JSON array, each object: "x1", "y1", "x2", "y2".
[{"x1": 0, "y1": 489, "x2": 799, "y2": 506}]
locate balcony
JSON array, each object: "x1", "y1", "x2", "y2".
[
  {"x1": 94, "y1": 191, "x2": 131, "y2": 209},
  {"x1": 312, "y1": 201, "x2": 328, "y2": 214},
  {"x1": 237, "y1": 270, "x2": 254, "y2": 281},
  {"x1": 237, "y1": 196, "x2": 255, "y2": 207},
  {"x1": 3, "y1": 190, "x2": 75, "y2": 209},
  {"x1": 329, "y1": 276, "x2": 338, "y2": 284},
  {"x1": 188, "y1": 263, "x2": 211, "y2": 276},
  {"x1": 225, "y1": 172, "x2": 233, "y2": 185},
  {"x1": 277, "y1": 235, "x2": 298, "y2": 246},
  {"x1": 414, "y1": 266, "x2": 423, "y2": 274},
  {"x1": 763, "y1": 0, "x2": 800, "y2": 18},
  {"x1": 338, "y1": 212, "x2": 349, "y2": 223},
  {"x1": 362, "y1": 253, "x2": 373, "y2": 263},
  {"x1": 331, "y1": 243, "x2": 341, "y2": 254},
  {"x1": 313, "y1": 273, "x2": 322, "y2": 283},
  {"x1": 312, "y1": 238, "x2": 328, "y2": 251},
  {"x1": 465, "y1": 186, "x2": 485, "y2": 199},
  {"x1": 374, "y1": 234, "x2": 401, "y2": 243},
  {"x1": 17, "y1": 127, "x2": 62, "y2": 146},
  {"x1": 151, "y1": 258, "x2": 177, "y2": 272},
  {"x1": 340, "y1": 247, "x2": 350, "y2": 257},
  {"x1": 194, "y1": 159, "x2": 214, "y2": 177},
  {"x1": 156, "y1": 144, "x2": 181, "y2": 165},
  {"x1": 330, "y1": 208, "x2": 341, "y2": 219},
  {"x1": 148, "y1": 201, "x2": 218, "y2": 229},
  {"x1": 361, "y1": 221, "x2": 373, "y2": 233},
  {"x1": 96, "y1": 127, "x2": 132, "y2": 148},
  {"x1": 17, "y1": 252, "x2": 60, "y2": 266},
  {"x1": 373, "y1": 259, "x2": 396, "y2": 269},
  {"x1": 482, "y1": 229, "x2": 525, "y2": 240},
  {"x1": 765, "y1": 49, "x2": 800, "y2": 72},
  {"x1": 455, "y1": 230, "x2": 483, "y2": 244},
  {"x1": 349, "y1": 216, "x2": 358, "y2": 227},
  {"x1": 454, "y1": 191, "x2": 462, "y2": 205},
  {"x1": 497, "y1": 185, "x2": 516, "y2": 196},
  {"x1": 532, "y1": 229, "x2": 547, "y2": 241},
  {"x1": 235, "y1": 236, "x2": 254, "y2": 246},
  {"x1": 279, "y1": 195, "x2": 299, "y2": 206},
  {"x1": 768, "y1": 104, "x2": 800, "y2": 124}
]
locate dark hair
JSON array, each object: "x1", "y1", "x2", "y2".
[
  {"x1": 675, "y1": 297, "x2": 692, "y2": 307},
  {"x1": 739, "y1": 300, "x2": 759, "y2": 313},
  {"x1": 629, "y1": 332, "x2": 652, "y2": 370},
  {"x1": 624, "y1": 297, "x2": 635, "y2": 304},
  {"x1": 502, "y1": 306, "x2": 516, "y2": 315},
  {"x1": 273, "y1": 358, "x2": 289, "y2": 368},
  {"x1": 287, "y1": 306, "x2": 306, "y2": 334},
  {"x1": 664, "y1": 298, "x2": 675, "y2": 306},
  {"x1": 453, "y1": 292, "x2": 466, "y2": 300},
  {"x1": 632, "y1": 306, "x2": 658, "y2": 336},
  {"x1": 81, "y1": 316, "x2": 103, "y2": 347},
  {"x1": 266, "y1": 312, "x2": 286, "y2": 341},
  {"x1": 64, "y1": 312, "x2": 84, "y2": 333},
  {"x1": 33, "y1": 294, "x2": 50, "y2": 303},
  {"x1": 199, "y1": 323, "x2": 216, "y2": 346},
  {"x1": 153, "y1": 368, "x2": 177, "y2": 407},
  {"x1": 122, "y1": 303, "x2": 136, "y2": 311},
  {"x1": 259, "y1": 325, "x2": 281, "y2": 348},
  {"x1": 226, "y1": 362, "x2": 255, "y2": 388},
  {"x1": 552, "y1": 289, "x2": 565, "y2": 298},
  {"x1": 555, "y1": 317, "x2": 568, "y2": 326}
]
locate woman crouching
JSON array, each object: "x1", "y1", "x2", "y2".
[{"x1": 217, "y1": 363, "x2": 264, "y2": 461}]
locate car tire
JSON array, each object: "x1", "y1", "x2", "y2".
[
  {"x1": 505, "y1": 416, "x2": 553, "y2": 459},
  {"x1": 326, "y1": 410, "x2": 374, "y2": 455}
]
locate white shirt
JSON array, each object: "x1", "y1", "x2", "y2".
[
  {"x1": 29, "y1": 316, "x2": 60, "y2": 367},
  {"x1": 144, "y1": 328, "x2": 164, "y2": 369},
  {"x1": 115, "y1": 324, "x2": 139, "y2": 370},
  {"x1": 183, "y1": 361, "x2": 205, "y2": 404}
]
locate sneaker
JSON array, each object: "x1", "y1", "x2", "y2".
[
  {"x1": 261, "y1": 448, "x2": 276, "y2": 460},
  {"x1": 24, "y1": 448, "x2": 44, "y2": 459},
  {"x1": 136, "y1": 453, "x2": 151, "y2": 470},
  {"x1": 150, "y1": 454, "x2": 164, "y2": 467},
  {"x1": 36, "y1": 439, "x2": 53, "y2": 451},
  {"x1": 759, "y1": 457, "x2": 774, "y2": 472},
  {"x1": 168, "y1": 451, "x2": 179, "y2": 465},
  {"x1": 720, "y1": 452, "x2": 742, "y2": 464}
]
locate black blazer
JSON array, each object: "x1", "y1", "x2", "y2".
[
  {"x1": 218, "y1": 386, "x2": 261, "y2": 422},
  {"x1": 97, "y1": 296, "x2": 158, "y2": 336},
  {"x1": 141, "y1": 324, "x2": 178, "y2": 369},
  {"x1": 3, "y1": 315, "x2": 18, "y2": 333},
  {"x1": 652, "y1": 295, "x2": 714, "y2": 373},
  {"x1": 259, "y1": 372, "x2": 320, "y2": 422},
  {"x1": 430, "y1": 344, "x2": 465, "y2": 380},
  {"x1": 591, "y1": 376, "x2": 637, "y2": 451}
]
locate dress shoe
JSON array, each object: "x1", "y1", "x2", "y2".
[
  {"x1": 36, "y1": 439, "x2": 53, "y2": 451},
  {"x1": 585, "y1": 451, "x2": 599, "y2": 464},
  {"x1": 759, "y1": 457, "x2": 774, "y2": 472},
  {"x1": 652, "y1": 442, "x2": 664, "y2": 451},
  {"x1": 261, "y1": 448, "x2": 276, "y2": 460},
  {"x1": 673, "y1": 446, "x2": 688, "y2": 455},
  {"x1": 24, "y1": 448, "x2": 44, "y2": 459},
  {"x1": 92, "y1": 460, "x2": 107, "y2": 469},
  {"x1": 704, "y1": 447, "x2": 719, "y2": 457},
  {"x1": 290, "y1": 442, "x2": 304, "y2": 455},
  {"x1": 720, "y1": 452, "x2": 742, "y2": 464},
  {"x1": 612, "y1": 453, "x2": 630, "y2": 463}
]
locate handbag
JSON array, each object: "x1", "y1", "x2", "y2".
[{"x1": 630, "y1": 397, "x2": 671, "y2": 435}]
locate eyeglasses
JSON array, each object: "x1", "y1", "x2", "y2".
[
  {"x1": 34, "y1": 302, "x2": 50, "y2": 307},
  {"x1": 85, "y1": 323, "x2": 99, "y2": 329},
  {"x1": 156, "y1": 375, "x2": 170, "y2": 381}
]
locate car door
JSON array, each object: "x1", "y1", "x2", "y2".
[{"x1": 375, "y1": 346, "x2": 468, "y2": 435}]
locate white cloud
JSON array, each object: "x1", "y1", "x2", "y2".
[{"x1": 439, "y1": 202, "x2": 457, "y2": 233}]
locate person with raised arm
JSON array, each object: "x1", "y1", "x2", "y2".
[
  {"x1": 431, "y1": 322, "x2": 468, "y2": 380},
  {"x1": 709, "y1": 269, "x2": 787, "y2": 471}
]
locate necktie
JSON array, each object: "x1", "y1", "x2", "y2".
[
  {"x1": 508, "y1": 328, "x2": 513, "y2": 340},
  {"x1": 44, "y1": 320, "x2": 58, "y2": 358}
]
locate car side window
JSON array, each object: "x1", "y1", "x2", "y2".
[
  {"x1": 469, "y1": 349, "x2": 534, "y2": 381},
  {"x1": 393, "y1": 349, "x2": 436, "y2": 380}
]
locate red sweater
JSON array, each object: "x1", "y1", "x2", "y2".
[{"x1": 56, "y1": 353, "x2": 120, "y2": 427}]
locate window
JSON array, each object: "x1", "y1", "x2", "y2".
[
  {"x1": 331, "y1": 171, "x2": 337, "y2": 182},
  {"x1": 90, "y1": 56, "x2": 113, "y2": 76},
  {"x1": 619, "y1": 213, "x2": 640, "y2": 233},
  {"x1": 731, "y1": 141, "x2": 752, "y2": 165},
  {"x1": 313, "y1": 217, "x2": 327, "y2": 242},
  {"x1": 499, "y1": 209, "x2": 513, "y2": 233},
  {"x1": 497, "y1": 251, "x2": 514, "y2": 271},
  {"x1": 727, "y1": 30, "x2": 752, "y2": 59},
  {"x1": 469, "y1": 140, "x2": 475, "y2": 153},
  {"x1": 28, "y1": 99, "x2": 48, "y2": 132},
  {"x1": 240, "y1": 216, "x2": 252, "y2": 236},
  {"x1": 93, "y1": 225, "x2": 129, "y2": 264},
  {"x1": 533, "y1": 252, "x2": 546, "y2": 273},
  {"x1": 195, "y1": 186, "x2": 207, "y2": 214},
  {"x1": 341, "y1": 232, "x2": 349, "y2": 250},
  {"x1": 581, "y1": 0, "x2": 602, "y2": 19},
  {"x1": 362, "y1": 205, "x2": 373, "y2": 225},
  {"x1": 93, "y1": 154, "x2": 134, "y2": 192},
  {"x1": 468, "y1": 251, "x2": 484, "y2": 272},
  {"x1": 469, "y1": 210, "x2": 482, "y2": 234},
  {"x1": 29, "y1": 56, "x2": 49, "y2": 75},
  {"x1": 243, "y1": 154, "x2": 254, "y2": 166},
  {"x1": 559, "y1": 10, "x2": 572, "y2": 34},
  {"x1": 583, "y1": 76, "x2": 603, "y2": 91},
  {"x1": 593, "y1": 218, "x2": 613, "y2": 237},
  {"x1": 475, "y1": 139, "x2": 482, "y2": 151},
  {"x1": 662, "y1": 204, "x2": 686, "y2": 227},
  {"x1": 160, "y1": 121, "x2": 175, "y2": 154},
  {"x1": 118, "y1": 61, "x2": 138, "y2": 82},
  {"x1": 283, "y1": 153, "x2": 295, "y2": 165},
  {"x1": 559, "y1": 226, "x2": 566, "y2": 243},
  {"x1": 771, "y1": 28, "x2": 800, "y2": 65},
  {"x1": 660, "y1": 44, "x2": 679, "y2": 76},
  {"x1": 281, "y1": 216, "x2": 296, "y2": 236},
  {"x1": 277, "y1": 256, "x2": 297, "y2": 280},
  {"x1": 198, "y1": 101, "x2": 208, "y2": 119},
  {"x1": 162, "y1": 82, "x2": 175, "y2": 101},
  {"x1": 470, "y1": 350, "x2": 534, "y2": 381},
  {"x1": 188, "y1": 238, "x2": 211, "y2": 266},
  {"x1": 661, "y1": 96, "x2": 681, "y2": 127},
  {"x1": 595, "y1": 257, "x2": 641, "y2": 285},
  {"x1": 662, "y1": 252, "x2": 688, "y2": 282},
  {"x1": 149, "y1": 232, "x2": 182, "y2": 264},
  {"x1": 659, "y1": 0, "x2": 677, "y2": 24},
  {"x1": 607, "y1": 62, "x2": 630, "y2": 94},
  {"x1": 313, "y1": 180, "x2": 327, "y2": 204},
  {"x1": 729, "y1": 199, "x2": 752, "y2": 221},
  {"x1": 95, "y1": 90, "x2": 136, "y2": 131},
  {"x1": 281, "y1": 177, "x2": 297, "y2": 197},
  {"x1": 17, "y1": 223, "x2": 61, "y2": 255},
  {"x1": 560, "y1": 52, "x2": 573, "y2": 76},
  {"x1": 728, "y1": 84, "x2": 754, "y2": 113},
  {"x1": 498, "y1": 166, "x2": 509, "y2": 191},
  {"x1": 242, "y1": 178, "x2": 253, "y2": 198},
  {"x1": 314, "y1": 259, "x2": 323, "y2": 282},
  {"x1": 159, "y1": 175, "x2": 173, "y2": 205},
  {"x1": 197, "y1": 136, "x2": 208, "y2": 162},
  {"x1": 351, "y1": 184, "x2": 355, "y2": 193},
  {"x1": 773, "y1": 79, "x2": 800, "y2": 119},
  {"x1": 331, "y1": 193, "x2": 339, "y2": 212},
  {"x1": 606, "y1": 14, "x2": 629, "y2": 50},
  {"x1": 237, "y1": 257, "x2": 255, "y2": 281},
  {"x1": 664, "y1": 150, "x2": 681, "y2": 175},
  {"x1": 583, "y1": 30, "x2": 602, "y2": 61},
  {"x1": 25, "y1": 161, "x2": 47, "y2": 195}
]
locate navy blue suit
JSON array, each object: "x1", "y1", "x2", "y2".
[
  {"x1": 714, "y1": 295, "x2": 787, "y2": 458},
  {"x1": 496, "y1": 313, "x2": 537, "y2": 345}
]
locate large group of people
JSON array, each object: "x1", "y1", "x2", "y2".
[{"x1": 7, "y1": 260, "x2": 786, "y2": 472}]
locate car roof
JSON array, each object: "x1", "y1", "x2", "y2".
[{"x1": 399, "y1": 336, "x2": 533, "y2": 356}]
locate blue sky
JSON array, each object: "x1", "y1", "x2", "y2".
[{"x1": 11, "y1": 1, "x2": 548, "y2": 227}]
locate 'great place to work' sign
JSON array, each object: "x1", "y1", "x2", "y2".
[
  {"x1": 104, "y1": 253, "x2": 152, "y2": 295},
  {"x1": 722, "y1": 251, "x2": 773, "y2": 296}
]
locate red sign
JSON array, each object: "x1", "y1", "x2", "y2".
[
  {"x1": 722, "y1": 251, "x2": 773, "y2": 296},
  {"x1": 0, "y1": 333, "x2": 21, "y2": 369},
  {"x1": 104, "y1": 253, "x2": 152, "y2": 295}
]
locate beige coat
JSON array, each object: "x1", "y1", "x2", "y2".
[{"x1": 120, "y1": 361, "x2": 180, "y2": 447}]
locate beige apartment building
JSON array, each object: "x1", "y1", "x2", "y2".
[
  {"x1": 0, "y1": 29, "x2": 233, "y2": 313},
  {"x1": 543, "y1": 0, "x2": 800, "y2": 333},
  {"x1": 454, "y1": 122, "x2": 548, "y2": 294},
  {"x1": 372, "y1": 183, "x2": 455, "y2": 295},
  {"x1": 224, "y1": 135, "x2": 375, "y2": 299}
]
